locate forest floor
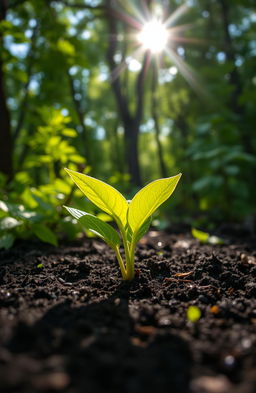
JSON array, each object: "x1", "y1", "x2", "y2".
[{"x1": 0, "y1": 229, "x2": 256, "y2": 393}]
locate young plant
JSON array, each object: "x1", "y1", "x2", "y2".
[{"x1": 64, "y1": 169, "x2": 181, "y2": 280}]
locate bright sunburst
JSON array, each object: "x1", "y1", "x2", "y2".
[
  {"x1": 137, "y1": 19, "x2": 168, "y2": 53},
  {"x1": 109, "y1": 2, "x2": 206, "y2": 95}
]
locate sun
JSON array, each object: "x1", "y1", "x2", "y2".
[{"x1": 137, "y1": 19, "x2": 168, "y2": 53}]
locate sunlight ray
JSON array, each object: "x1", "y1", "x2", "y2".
[
  {"x1": 164, "y1": 4, "x2": 189, "y2": 28},
  {"x1": 164, "y1": 47, "x2": 208, "y2": 98},
  {"x1": 110, "y1": 7, "x2": 142, "y2": 30},
  {"x1": 109, "y1": 47, "x2": 144, "y2": 82},
  {"x1": 116, "y1": 0, "x2": 147, "y2": 25}
]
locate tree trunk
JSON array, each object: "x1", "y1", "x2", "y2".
[
  {"x1": 219, "y1": 0, "x2": 253, "y2": 155},
  {"x1": 124, "y1": 120, "x2": 141, "y2": 186},
  {"x1": 151, "y1": 63, "x2": 167, "y2": 178},
  {"x1": 0, "y1": 0, "x2": 13, "y2": 179},
  {"x1": 108, "y1": 120, "x2": 124, "y2": 173},
  {"x1": 67, "y1": 70, "x2": 90, "y2": 164},
  {"x1": 105, "y1": 0, "x2": 146, "y2": 186},
  {"x1": 13, "y1": 22, "x2": 38, "y2": 142}
]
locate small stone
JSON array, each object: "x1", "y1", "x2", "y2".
[
  {"x1": 245, "y1": 282, "x2": 256, "y2": 296},
  {"x1": 210, "y1": 305, "x2": 219, "y2": 314},
  {"x1": 241, "y1": 338, "x2": 251, "y2": 349},
  {"x1": 191, "y1": 375, "x2": 233, "y2": 393},
  {"x1": 224, "y1": 355, "x2": 235, "y2": 368},
  {"x1": 240, "y1": 254, "x2": 256, "y2": 265},
  {"x1": 173, "y1": 240, "x2": 191, "y2": 249},
  {"x1": 198, "y1": 295, "x2": 209, "y2": 304},
  {"x1": 33, "y1": 372, "x2": 70, "y2": 390},
  {"x1": 80, "y1": 336, "x2": 96, "y2": 348}
]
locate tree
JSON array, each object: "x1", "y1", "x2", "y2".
[
  {"x1": 105, "y1": 0, "x2": 150, "y2": 186},
  {"x1": 0, "y1": 0, "x2": 13, "y2": 179}
]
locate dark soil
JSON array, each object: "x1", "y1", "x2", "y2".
[{"x1": 0, "y1": 231, "x2": 256, "y2": 393}]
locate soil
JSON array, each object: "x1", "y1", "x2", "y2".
[{"x1": 0, "y1": 230, "x2": 256, "y2": 393}]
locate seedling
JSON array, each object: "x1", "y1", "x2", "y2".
[
  {"x1": 64, "y1": 169, "x2": 181, "y2": 280},
  {"x1": 191, "y1": 228, "x2": 224, "y2": 245},
  {"x1": 187, "y1": 306, "x2": 201, "y2": 322}
]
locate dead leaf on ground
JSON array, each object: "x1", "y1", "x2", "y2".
[{"x1": 174, "y1": 271, "x2": 193, "y2": 278}]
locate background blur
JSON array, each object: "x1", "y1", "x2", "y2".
[{"x1": 0, "y1": 0, "x2": 256, "y2": 248}]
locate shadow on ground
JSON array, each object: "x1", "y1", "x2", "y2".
[{"x1": 4, "y1": 286, "x2": 191, "y2": 393}]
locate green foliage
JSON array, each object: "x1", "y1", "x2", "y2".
[
  {"x1": 64, "y1": 206, "x2": 120, "y2": 249},
  {"x1": 0, "y1": 0, "x2": 255, "y2": 249},
  {"x1": 65, "y1": 169, "x2": 128, "y2": 227},
  {"x1": 128, "y1": 174, "x2": 182, "y2": 233},
  {"x1": 65, "y1": 169, "x2": 181, "y2": 280},
  {"x1": 0, "y1": 108, "x2": 89, "y2": 249}
]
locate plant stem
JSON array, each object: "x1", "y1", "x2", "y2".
[
  {"x1": 119, "y1": 226, "x2": 134, "y2": 280},
  {"x1": 114, "y1": 246, "x2": 127, "y2": 280},
  {"x1": 115, "y1": 217, "x2": 135, "y2": 280},
  {"x1": 129, "y1": 239, "x2": 136, "y2": 276}
]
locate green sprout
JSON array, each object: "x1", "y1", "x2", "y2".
[
  {"x1": 191, "y1": 228, "x2": 224, "y2": 245},
  {"x1": 187, "y1": 306, "x2": 201, "y2": 323},
  {"x1": 64, "y1": 168, "x2": 181, "y2": 280}
]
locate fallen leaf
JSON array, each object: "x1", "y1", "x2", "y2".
[
  {"x1": 135, "y1": 325, "x2": 157, "y2": 335},
  {"x1": 174, "y1": 271, "x2": 193, "y2": 278}
]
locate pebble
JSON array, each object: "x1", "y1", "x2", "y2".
[
  {"x1": 245, "y1": 282, "x2": 256, "y2": 296},
  {"x1": 32, "y1": 372, "x2": 70, "y2": 390},
  {"x1": 198, "y1": 295, "x2": 209, "y2": 304},
  {"x1": 241, "y1": 338, "x2": 251, "y2": 349},
  {"x1": 190, "y1": 375, "x2": 233, "y2": 393},
  {"x1": 224, "y1": 355, "x2": 235, "y2": 368}
]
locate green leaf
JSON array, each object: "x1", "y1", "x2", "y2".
[
  {"x1": 65, "y1": 206, "x2": 120, "y2": 249},
  {"x1": 0, "y1": 200, "x2": 8, "y2": 212},
  {"x1": 191, "y1": 228, "x2": 209, "y2": 243},
  {"x1": 64, "y1": 206, "x2": 87, "y2": 220},
  {"x1": 128, "y1": 174, "x2": 182, "y2": 234},
  {"x1": 0, "y1": 217, "x2": 22, "y2": 230},
  {"x1": 62, "y1": 128, "x2": 77, "y2": 137},
  {"x1": 96, "y1": 212, "x2": 112, "y2": 222},
  {"x1": 65, "y1": 169, "x2": 128, "y2": 227},
  {"x1": 33, "y1": 224, "x2": 58, "y2": 246},
  {"x1": 127, "y1": 216, "x2": 152, "y2": 243},
  {"x1": 0, "y1": 233, "x2": 15, "y2": 249},
  {"x1": 16, "y1": 211, "x2": 43, "y2": 223},
  {"x1": 192, "y1": 228, "x2": 224, "y2": 245},
  {"x1": 57, "y1": 39, "x2": 75, "y2": 56}
]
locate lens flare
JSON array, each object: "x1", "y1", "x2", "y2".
[{"x1": 137, "y1": 20, "x2": 168, "y2": 53}]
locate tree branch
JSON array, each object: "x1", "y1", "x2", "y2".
[
  {"x1": 135, "y1": 50, "x2": 150, "y2": 125},
  {"x1": 105, "y1": 0, "x2": 130, "y2": 122},
  {"x1": 0, "y1": 0, "x2": 13, "y2": 179},
  {"x1": 67, "y1": 70, "x2": 90, "y2": 163}
]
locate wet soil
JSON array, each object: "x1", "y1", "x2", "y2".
[{"x1": 0, "y1": 231, "x2": 256, "y2": 393}]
